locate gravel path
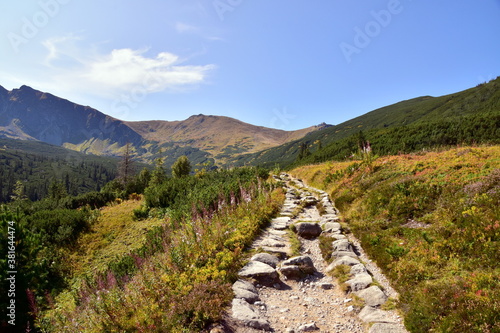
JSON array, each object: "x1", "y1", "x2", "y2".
[{"x1": 220, "y1": 175, "x2": 408, "y2": 333}]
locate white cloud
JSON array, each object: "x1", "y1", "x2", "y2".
[
  {"x1": 175, "y1": 22, "x2": 199, "y2": 34},
  {"x1": 40, "y1": 36, "x2": 215, "y2": 98}
]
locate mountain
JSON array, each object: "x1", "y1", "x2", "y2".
[
  {"x1": 230, "y1": 77, "x2": 500, "y2": 168},
  {"x1": 0, "y1": 85, "x2": 326, "y2": 166},
  {"x1": 125, "y1": 115, "x2": 328, "y2": 162}
]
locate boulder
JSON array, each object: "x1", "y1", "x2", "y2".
[
  {"x1": 346, "y1": 273, "x2": 373, "y2": 291},
  {"x1": 238, "y1": 261, "x2": 279, "y2": 286},
  {"x1": 355, "y1": 286, "x2": 388, "y2": 307},
  {"x1": 251, "y1": 253, "x2": 280, "y2": 268},
  {"x1": 295, "y1": 222, "x2": 322, "y2": 239}
]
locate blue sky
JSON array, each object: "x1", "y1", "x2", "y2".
[{"x1": 1, "y1": 0, "x2": 499, "y2": 130}]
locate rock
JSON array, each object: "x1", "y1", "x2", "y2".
[
  {"x1": 322, "y1": 222, "x2": 341, "y2": 233},
  {"x1": 251, "y1": 253, "x2": 280, "y2": 268},
  {"x1": 331, "y1": 251, "x2": 358, "y2": 259},
  {"x1": 295, "y1": 222, "x2": 322, "y2": 239},
  {"x1": 359, "y1": 306, "x2": 397, "y2": 324},
  {"x1": 232, "y1": 280, "x2": 260, "y2": 303},
  {"x1": 260, "y1": 238, "x2": 286, "y2": 248},
  {"x1": 272, "y1": 217, "x2": 291, "y2": 224},
  {"x1": 346, "y1": 273, "x2": 373, "y2": 291},
  {"x1": 350, "y1": 263, "x2": 368, "y2": 275},
  {"x1": 326, "y1": 256, "x2": 361, "y2": 272},
  {"x1": 297, "y1": 322, "x2": 319, "y2": 332},
  {"x1": 231, "y1": 298, "x2": 271, "y2": 330},
  {"x1": 238, "y1": 261, "x2": 279, "y2": 286},
  {"x1": 332, "y1": 239, "x2": 353, "y2": 252},
  {"x1": 355, "y1": 286, "x2": 388, "y2": 307},
  {"x1": 279, "y1": 265, "x2": 303, "y2": 279},
  {"x1": 282, "y1": 256, "x2": 316, "y2": 274},
  {"x1": 318, "y1": 282, "x2": 334, "y2": 290},
  {"x1": 259, "y1": 246, "x2": 288, "y2": 258},
  {"x1": 302, "y1": 196, "x2": 318, "y2": 206},
  {"x1": 369, "y1": 323, "x2": 407, "y2": 333},
  {"x1": 233, "y1": 279, "x2": 258, "y2": 293}
]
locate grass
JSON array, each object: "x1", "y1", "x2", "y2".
[
  {"x1": 292, "y1": 145, "x2": 500, "y2": 332},
  {"x1": 287, "y1": 229, "x2": 302, "y2": 256},
  {"x1": 68, "y1": 197, "x2": 164, "y2": 276}
]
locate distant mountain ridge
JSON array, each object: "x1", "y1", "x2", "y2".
[{"x1": 0, "y1": 85, "x2": 328, "y2": 166}]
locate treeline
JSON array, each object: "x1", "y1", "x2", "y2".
[{"x1": 293, "y1": 110, "x2": 500, "y2": 168}]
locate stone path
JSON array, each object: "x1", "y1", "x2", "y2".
[{"x1": 222, "y1": 174, "x2": 408, "y2": 333}]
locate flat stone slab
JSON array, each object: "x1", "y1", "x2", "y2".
[
  {"x1": 331, "y1": 250, "x2": 358, "y2": 259},
  {"x1": 326, "y1": 256, "x2": 361, "y2": 272},
  {"x1": 272, "y1": 217, "x2": 291, "y2": 224},
  {"x1": 322, "y1": 222, "x2": 341, "y2": 232},
  {"x1": 369, "y1": 323, "x2": 407, "y2": 333},
  {"x1": 359, "y1": 306, "x2": 397, "y2": 324},
  {"x1": 355, "y1": 286, "x2": 388, "y2": 307},
  {"x1": 260, "y1": 239, "x2": 286, "y2": 248}
]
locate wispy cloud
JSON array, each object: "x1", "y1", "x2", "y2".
[{"x1": 175, "y1": 22, "x2": 199, "y2": 34}]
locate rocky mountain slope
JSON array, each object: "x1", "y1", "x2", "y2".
[{"x1": 0, "y1": 85, "x2": 326, "y2": 166}]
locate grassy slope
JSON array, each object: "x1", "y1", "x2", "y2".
[
  {"x1": 231, "y1": 77, "x2": 500, "y2": 168},
  {"x1": 68, "y1": 197, "x2": 164, "y2": 277},
  {"x1": 291, "y1": 146, "x2": 500, "y2": 332}
]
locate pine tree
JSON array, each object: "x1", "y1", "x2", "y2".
[{"x1": 172, "y1": 156, "x2": 191, "y2": 178}]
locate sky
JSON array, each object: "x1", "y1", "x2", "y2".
[{"x1": 1, "y1": 0, "x2": 499, "y2": 131}]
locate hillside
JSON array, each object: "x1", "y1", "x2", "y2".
[
  {"x1": 230, "y1": 77, "x2": 500, "y2": 168},
  {"x1": 0, "y1": 85, "x2": 324, "y2": 167},
  {"x1": 0, "y1": 138, "x2": 119, "y2": 202},
  {"x1": 291, "y1": 146, "x2": 500, "y2": 332}
]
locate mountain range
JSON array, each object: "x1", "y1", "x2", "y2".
[
  {"x1": 1, "y1": 77, "x2": 499, "y2": 170},
  {"x1": 0, "y1": 85, "x2": 329, "y2": 167}
]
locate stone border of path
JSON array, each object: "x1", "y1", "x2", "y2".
[{"x1": 229, "y1": 173, "x2": 407, "y2": 333}]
